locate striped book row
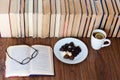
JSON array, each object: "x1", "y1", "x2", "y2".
[{"x1": 0, "y1": 0, "x2": 120, "y2": 38}]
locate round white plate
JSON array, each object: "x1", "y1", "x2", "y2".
[{"x1": 54, "y1": 38, "x2": 88, "y2": 64}]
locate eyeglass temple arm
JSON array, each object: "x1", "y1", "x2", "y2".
[{"x1": 5, "y1": 49, "x2": 24, "y2": 64}]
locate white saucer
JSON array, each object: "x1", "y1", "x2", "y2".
[{"x1": 54, "y1": 38, "x2": 88, "y2": 64}]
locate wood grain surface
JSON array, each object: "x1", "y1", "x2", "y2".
[{"x1": 0, "y1": 38, "x2": 120, "y2": 80}]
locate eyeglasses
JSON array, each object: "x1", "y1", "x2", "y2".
[{"x1": 6, "y1": 47, "x2": 38, "y2": 65}]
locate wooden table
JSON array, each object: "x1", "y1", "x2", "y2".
[{"x1": 0, "y1": 38, "x2": 120, "y2": 80}]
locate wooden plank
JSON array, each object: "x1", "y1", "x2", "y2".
[{"x1": 0, "y1": 38, "x2": 120, "y2": 79}]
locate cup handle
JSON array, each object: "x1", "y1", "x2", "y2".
[{"x1": 102, "y1": 39, "x2": 111, "y2": 48}]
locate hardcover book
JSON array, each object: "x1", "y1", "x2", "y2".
[
  {"x1": 104, "y1": 0, "x2": 114, "y2": 35},
  {"x1": 10, "y1": 0, "x2": 21, "y2": 37},
  {"x1": 87, "y1": 0, "x2": 96, "y2": 37},
  {"x1": 59, "y1": 0, "x2": 66, "y2": 37},
  {"x1": 42, "y1": 0, "x2": 50, "y2": 38},
  {"x1": 50, "y1": 0, "x2": 55, "y2": 37},
  {"x1": 54, "y1": 0, "x2": 61, "y2": 37},
  {"x1": 83, "y1": 0, "x2": 92, "y2": 37},
  {"x1": 5, "y1": 45, "x2": 54, "y2": 77},
  {"x1": 112, "y1": 16, "x2": 120, "y2": 37},
  {"x1": 38, "y1": 0, "x2": 43, "y2": 37},
  {"x1": 93, "y1": 0, "x2": 103, "y2": 30},
  {"x1": 66, "y1": 0, "x2": 74, "y2": 37},
  {"x1": 63, "y1": 0, "x2": 69, "y2": 37},
  {"x1": 0, "y1": 0, "x2": 11, "y2": 37},
  {"x1": 78, "y1": 0, "x2": 87, "y2": 37},
  {"x1": 108, "y1": 0, "x2": 119, "y2": 37},
  {"x1": 100, "y1": 0, "x2": 108, "y2": 29},
  {"x1": 72, "y1": 0, "x2": 81, "y2": 37}
]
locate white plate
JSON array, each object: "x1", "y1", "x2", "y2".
[{"x1": 54, "y1": 38, "x2": 88, "y2": 64}]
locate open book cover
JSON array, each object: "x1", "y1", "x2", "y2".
[{"x1": 5, "y1": 45, "x2": 54, "y2": 77}]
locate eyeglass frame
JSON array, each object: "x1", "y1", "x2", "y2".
[{"x1": 6, "y1": 47, "x2": 38, "y2": 65}]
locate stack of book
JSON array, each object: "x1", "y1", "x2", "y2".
[{"x1": 0, "y1": 0, "x2": 120, "y2": 38}]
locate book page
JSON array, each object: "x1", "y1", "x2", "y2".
[
  {"x1": 5, "y1": 45, "x2": 31, "y2": 77},
  {"x1": 30, "y1": 45, "x2": 54, "y2": 75}
]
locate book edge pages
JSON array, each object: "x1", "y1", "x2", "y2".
[
  {"x1": 78, "y1": 0, "x2": 87, "y2": 37},
  {"x1": 0, "y1": 0, "x2": 11, "y2": 37},
  {"x1": 104, "y1": 0, "x2": 114, "y2": 36},
  {"x1": 50, "y1": 0, "x2": 55, "y2": 37},
  {"x1": 42, "y1": 0, "x2": 50, "y2": 38},
  {"x1": 38, "y1": 0, "x2": 43, "y2": 37}
]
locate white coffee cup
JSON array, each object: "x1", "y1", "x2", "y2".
[{"x1": 91, "y1": 29, "x2": 111, "y2": 50}]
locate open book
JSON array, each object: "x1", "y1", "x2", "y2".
[{"x1": 5, "y1": 45, "x2": 54, "y2": 77}]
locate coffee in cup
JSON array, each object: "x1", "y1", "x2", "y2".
[
  {"x1": 91, "y1": 29, "x2": 111, "y2": 50},
  {"x1": 93, "y1": 32, "x2": 105, "y2": 39}
]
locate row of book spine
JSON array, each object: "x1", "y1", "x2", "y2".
[{"x1": 0, "y1": 0, "x2": 120, "y2": 38}]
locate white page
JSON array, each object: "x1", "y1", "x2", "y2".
[
  {"x1": 30, "y1": 45, "x2": 54, "y2": 75},
  {"x1": 5, "y1": 45, "x2": 31, "y2": 77}
]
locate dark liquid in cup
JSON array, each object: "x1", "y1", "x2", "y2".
[{"x1": 93, "y1": 32, "x2": 105, "y2": 39}]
